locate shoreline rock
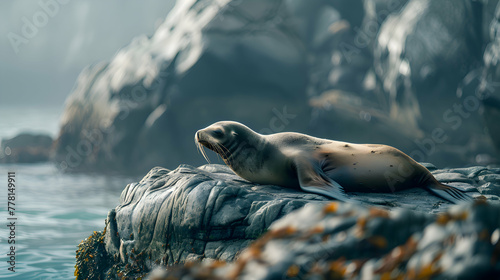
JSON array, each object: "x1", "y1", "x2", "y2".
[
  {"x1": 149, "y1": 201, "x2": 500, "y2": 280},
  {"x1": 0, "y1": 133, "x2": 53, "y2": 164},
  {"x1": 75, "y1": 163, "x2": 500, "y2": 279}
]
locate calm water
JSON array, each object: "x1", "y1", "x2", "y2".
[
  {"x1": 0, "y1": 106, "x2": 136, "y2": 279},
  {"x1": 0, "y1": 106, "x2": 61, "y2": 141}
]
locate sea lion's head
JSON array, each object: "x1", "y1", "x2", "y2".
[{"x1": 195, "y1": 121, "x2": 265, "y2": 172}]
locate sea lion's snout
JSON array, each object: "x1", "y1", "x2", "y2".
[
  {"x1": 195, "y1": 130, "x2": 204, "y2": 143},
  {"x1": 196, "y1": 127, "x2": 225, "y2": 151},
  {"x1": 195, "y1": 130, "x2": 211, "y2": 148}
]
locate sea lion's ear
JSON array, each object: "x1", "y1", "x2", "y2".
[{"x1": 294, "y1": 157, "x2": 349, "y2": 201}]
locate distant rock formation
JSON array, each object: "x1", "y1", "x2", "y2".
[
  {"x1": 54, "y1": 0, "x2": 313, "y2": 173},
  {"x1": 55, "y1": 0, "x2": 500, "y2": 174},
  {"x1": 0, "y1": 133, "x2": 53, "y2": 163},
  {"x1": 75, "y1": 163, "x2": 500, "y2": 279}
]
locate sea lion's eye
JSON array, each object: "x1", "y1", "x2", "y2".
[{"x1": 213, "y1": 129, "x2": 224, "y2": 138}]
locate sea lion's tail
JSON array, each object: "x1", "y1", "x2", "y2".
[{"x1": 424, "y1": 182, "x2": 473, "y2": 204}]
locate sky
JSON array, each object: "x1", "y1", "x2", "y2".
[{"x1": 0, "y1": 0, "x2": 175, "y2": 107}]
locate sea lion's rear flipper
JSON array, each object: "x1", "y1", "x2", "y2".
[
  {"x1": 425, "y1": 183, "x2": 473, "y2": 204},
  {"x1": 294, "y1": 158, "x2": 349, "y2": 201}
]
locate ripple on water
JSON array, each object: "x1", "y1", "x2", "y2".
[{"x1": 0, "y1": 163, "x2": 136, "y2": 279}]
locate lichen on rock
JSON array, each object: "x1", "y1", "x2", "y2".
[{"x1": 148, "y1": 201, "x2": 500, "y2": 280}]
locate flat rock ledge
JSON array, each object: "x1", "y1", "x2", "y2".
[{"x1": 75, "y1": 164, "x2": 500, "y2": 279}]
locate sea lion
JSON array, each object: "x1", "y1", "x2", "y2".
[{"x1": 195, "y1": 121, "x2": 471, "y2": 203}]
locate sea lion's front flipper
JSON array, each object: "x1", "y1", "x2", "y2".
[{"x1": 294, "y1": 157, "x2": 349, "y2": 201}]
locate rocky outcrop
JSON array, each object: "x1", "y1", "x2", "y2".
[
  {"x1": 55, "y1": 0, "x2": 316, "y2": 174},
  {"x1": 0, "y1": 133, "x2": 53, "y2": 163},
  {"x1": 371, "y1": 0, "x2": 495, "y2": 167},
  {"x1": 75, "y1": 163, "x2": 500, "y2": 279},
  {"x1": 478, "y1": 1, "x2": 500, "y2": 154},
  {"x1": 55, "y1": 0, "x2": 500, "y2": 174},
  {"x1": 104, "y1": 165, "x2": 328, "y2": 267},
  {"x1": 149, "y1": 201, "x2": 500, "y2": 280},
  {"x1": 374, "y1": 0, "x2": 482, "y2": 129}
]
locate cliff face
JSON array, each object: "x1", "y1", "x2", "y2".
[
  {"x1": 75, "y1": 163, "x2": 500, "y2": 279},
  {"x1": 55, "y1": 0, "x2": 499, "y2": 174},
  {"x1": 54, "y1": 0, "x2": 312, "y2": 173}
]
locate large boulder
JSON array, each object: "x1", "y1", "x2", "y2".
[
  {"x1": 55, "y1": 0, "x2": 499, "y2": 174},
  {"x1": 75, "y1": 163, "x2": 500, "y2": 279},
  {"x1": 478, "y1": 1, "x2": 500, "y2": 154},
  {"x1": 55, "y1": 0, "x2": 365, "y2": 174},
  {"x1": 374, "y1": 0, "x2": 482, "y2": 129},
  {"x1": 53, "y1": 0, "x2": 431, "y2": 175},
  {"x1": 150, "y1": 201, "x2": 500, "y2": 279},
  {"x1": 372, "y1": 0, "x2": 495, "y2": 166}
]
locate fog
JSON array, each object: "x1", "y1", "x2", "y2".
[{"x1": 0, "y1": 0, "x2": 174, "y2": 106}]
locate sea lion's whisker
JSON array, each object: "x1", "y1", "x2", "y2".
[
  {"x1": 217, "y1": 143, "x2": 233, "y2": 166},
  {"x1": 215, "y1": 144, "x2": 230, "y2": 166},
  {"x1": 198, "y1": 141, "x2": 211, "y2": 164},
  {"x1": 212, "y1": 144, "x2": 224, "y2": 163},
  {"x1": 202, "y1": 147, "x2": 211, "y2": 164},
  {"x1": 194, "y1": 138, "x2": 202, "y2": 156}
]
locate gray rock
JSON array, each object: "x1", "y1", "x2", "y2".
[
  {"x1": 359, "y1": 0, "x2": 408, "y2": 49},
  {"x1": 54, "y1": 0, "x2": 315, "y2": 173},
  {"x1": 0, "y1": 133, "x2": 53, "y2": 163},
  {"x1": 372, "y1": 0, "x2": 495, "y2": 167},
  {"x1": 54, "y1": 0, "x2": 500, "y2": 174},
  {"x1": 433, "y1": 172, "x2": 474, "y2": 184},
  {"x1": 375, "y1": 0, "x2": 481, "y2": 128},
  {"x1": 478, "y1": 182, "x2": 500, "y2": 196},
  {"x1": 103, "y1": 164, "x2": 329, "y2": 270},
  {"x1": 76, "y1": 163, "x2": 500, "y2": 279},
  {"x1": 478, "y1": 1, "x2": 500, "y2": 154},
  {"x1": 147, "y1": 202, "x2": 500, "y2": 280}
]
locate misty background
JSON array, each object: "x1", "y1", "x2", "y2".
[
  {"x1": 0, "y1": 1, "x2": 498, "y2": 278},
  {"x1": 0, "y1": 0, "x2": 174, "y2": 107}
]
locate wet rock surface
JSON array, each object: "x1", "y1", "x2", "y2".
[
  {"x1": 103, "y1": 165, "x2": 326, "y2": 266},
  {"x1": 0, "y1": 133, "x2": 53, "y2": 163},
  {"x1": 150, "y1": 201, "x2": 500, "y2": 280},
  {"x1": 76, "y1": 164, "x2": 500, "y2": 279}
]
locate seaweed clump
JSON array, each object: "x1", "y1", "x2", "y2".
[{"x1": 75, "y1": 228, "x2": 112, "y2": 280}]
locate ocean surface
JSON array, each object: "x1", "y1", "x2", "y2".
[{"x1": 0, "y1": 106, "x2": 137, "y2": 279}]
